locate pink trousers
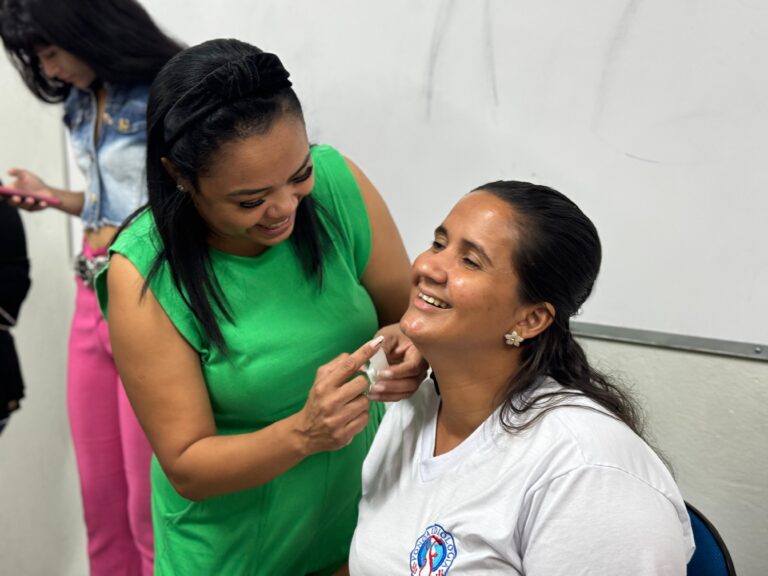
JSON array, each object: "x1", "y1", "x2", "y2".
[{"x1": 67, "y1": 245, "x2": 153, "y2": 575}]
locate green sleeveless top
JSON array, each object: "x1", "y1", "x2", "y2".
[{"x1": 96, "y1": 145, "x2": 383, "y2": 575}]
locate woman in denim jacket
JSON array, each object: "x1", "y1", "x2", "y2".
[{"x1": 0, "y1": 1, "x2": 181, "y2": 573}]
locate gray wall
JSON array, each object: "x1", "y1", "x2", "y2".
[{"x1": 580, "y1": 339, "x2": 768, "y2": 575}]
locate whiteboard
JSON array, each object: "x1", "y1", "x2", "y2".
[{"x1": 132, "y1": 0, "x2": 768, "y2": 351}]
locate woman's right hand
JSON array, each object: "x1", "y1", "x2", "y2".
[
  {"x1": 296, "y1": 335, "x2": 385, "y2": 455},
  {"x1": 4, "y1": 168, "x2": 58, "y2": 211}
]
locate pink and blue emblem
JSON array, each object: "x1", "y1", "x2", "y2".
[{"x1": 409, "y1": 524, "x2": 457, "y2": 575}]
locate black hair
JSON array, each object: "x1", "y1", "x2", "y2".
[
  {"x1": 0, "y1": 0, "x2": 183, "y2": 102},
  {"x1": 125, "y1": 38, "x2": 332, "y2": 352},
  {"x1": 475, "y1": 181, "x2": 644, "y2": 437}
]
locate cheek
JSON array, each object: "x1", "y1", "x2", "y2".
[
  {"x1": 456, "y1": 278, "x2": 501, "y2": 317},
  {"x1": 42, "y1": 58, "x2": 58, "y2": 76},
  {"x1": 194, "y1": 197, "x2": 238, "y2": 232},
  {"x1": 297, "y1": 179, "x2": 315, "y2": 201},
  {"x1": 62, "y1": 57, "x2": 78, "y2": 75},
  {"x1": 235, "y1": 206, "x2": 269, "y2": 230},
  {"x1": 451, "y1": 276, "x2": 476, "y2": 305},
  {"x1": 81, "y1": 66, "x2": 96, "y2": 83}
]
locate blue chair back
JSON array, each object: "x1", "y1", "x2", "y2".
[{"x1": 686, "y1": 502, "x2": 736, "y2": 576}]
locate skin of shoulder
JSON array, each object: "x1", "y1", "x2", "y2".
[{"x1": 106, "y1": 253, "x2": 219, "y2": 489}]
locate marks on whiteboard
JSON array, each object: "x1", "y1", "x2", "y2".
[
  {"x1": 623, "y1": 152, "x2": 662, "y2": 164},
  {"x1": 588, "y1": 0, "x2": 768, "y2": 166},
  {"x1": 591, "y1": 0, "x2": 641, "y2": 137},
  {"x1": 425, "y1": 0, "x2": 453, "y2": 117},
  {"x1": 425, "y1": 0, "x2": 499, "y2": 118},
  {"x1": 483, "y1": 0, "x2": 499, "y2": 108}
]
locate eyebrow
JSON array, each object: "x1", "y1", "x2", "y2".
[
  {"x1": 434, "y1": 225, "x2": 494, "y2": 266},
  {"x1": 226, "y1": 152, "x2": 312, "y2": 198}
]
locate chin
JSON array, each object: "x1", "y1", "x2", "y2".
[
  {"x1": 399, "y1": 309, "x2": 433, "y2": 347},
  {"x1": 399, "y1": 307, "x2": 416, "y2": 338}
]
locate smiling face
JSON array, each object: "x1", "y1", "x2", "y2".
[
  {"x1": 35, "y1": 45, "x2": 96, "y2": 89},
  {"x1": 400, "y1": 191, "x2": 529, "y2": 351},
  {"x1": 181, "y1": 114, "x2": 314, "y2": 257}
]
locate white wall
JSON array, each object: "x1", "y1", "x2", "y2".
[
  {"x1": 142, "y1": 0, "x2": 768, "y2": 347},
  {"x1": 1, "y1": 2, "x2": 767, "y2": 575}
]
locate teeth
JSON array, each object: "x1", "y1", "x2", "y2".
[
  {"x1": 418, "y1": 291, "x2": 450, "y2": 309},
  {"x1": 264, "y1": 218, "x2": 288, "y2": 229}
]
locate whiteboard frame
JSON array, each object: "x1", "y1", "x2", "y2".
[{"x1": 574, "y1": 322, "x2": 767, "y2": 362}]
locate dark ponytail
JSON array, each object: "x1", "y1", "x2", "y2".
[{"x1": 477, "y1": 181, "x2": 644, "y2": 437}]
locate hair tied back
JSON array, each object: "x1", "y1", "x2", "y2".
[{"x1": 163, "y1": 52, "x2": 292, "y2": 147}]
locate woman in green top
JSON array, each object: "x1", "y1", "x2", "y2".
[{"x1": 96, "y1": 39, "x2": 424, "y2": 575}]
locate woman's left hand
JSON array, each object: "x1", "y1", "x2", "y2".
[{"x1": 367, "y1": 323, "x2": 428, "y2": 402}]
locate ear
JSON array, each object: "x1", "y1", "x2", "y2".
[
  {"x1": 513, "y1": 302, "x2": 555, "y2": 340},
  {"x1": 160, "y1": 157, "x2": 193, "y2": 193}
]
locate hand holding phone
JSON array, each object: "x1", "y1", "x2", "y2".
[
  {"x1": 0, "y1": 170, "x2": 62, "y2": 208},
  {"x1": 0, "y1": 184, "x2": 62, "y2": 207}
]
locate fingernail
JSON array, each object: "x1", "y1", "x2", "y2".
[
  {"x1": 369, "y1": 335, "x2": 385, "y2": 349},
  {"x1": 378, "y1": 370, "x2": 393, "y2": 379},
  {"x1": 370, "y1": 384, "x2": 386, "y2": 394}
]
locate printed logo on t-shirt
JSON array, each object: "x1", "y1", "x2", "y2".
[{"x1": 409, "y1": 523, "x2": 457, "y2": 576}]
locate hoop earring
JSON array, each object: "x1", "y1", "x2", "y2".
[{"x1": 505, "y1": 331, "x2": 524, "y2": 347}]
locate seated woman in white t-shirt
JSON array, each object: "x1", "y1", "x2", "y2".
[{"x1": 349, "y1": 181, "x2": 695, "y2": 575}]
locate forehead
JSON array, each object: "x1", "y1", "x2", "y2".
[
  {"x1": 443, "y1": 191, "x2": 520, "y2": 263},
  {"x1": 445, "y1": 191, "x2": 518, "y2": 236},
  {"x1": 200, "y1": 115, "x2": 308, "y2": 188}
]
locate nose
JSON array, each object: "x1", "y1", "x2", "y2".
[
  {"x1": 413, "y1": 249, "x2": 448, "y2": 286},
  {"x1": 265, "y1": 186, "x2": 299, "y2": 219}
]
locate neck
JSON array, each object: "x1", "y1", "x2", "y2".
[{"x1": 427, "y1": 345, "x2": 520, "y2": 456}]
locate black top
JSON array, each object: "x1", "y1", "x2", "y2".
[{"x1": 0, "y1": 202, "x2": 31, "y2": 420}]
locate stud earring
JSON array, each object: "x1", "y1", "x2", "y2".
[
  {"x1": 176, "y1": 184, "x2": 185, "y2": 193},
  {"x1": 505, "y1": 331, "x2": 524, "y2": 347}
]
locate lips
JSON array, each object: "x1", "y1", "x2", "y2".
[
  {"x1": 253, "y1": 214, "x2": 294, "y2": 238},
  {"x1": 260, "y1": 217, "x2": 289, "y2": 230},
  {"x1": 416, "y1": 290, "x2": 451, "y2": 309}
]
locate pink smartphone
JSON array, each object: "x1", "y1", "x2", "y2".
[{"x1": 0, "y1": 184, "x2": 62, "y2": 207}]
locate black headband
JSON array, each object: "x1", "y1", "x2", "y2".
[{"x1": 163, "y1": 52, "x2": 292, "y2": 147}]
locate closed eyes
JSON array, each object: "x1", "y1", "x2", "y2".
[{"x1": 238, "y1": 165, "x2": 314, "y2": 209}]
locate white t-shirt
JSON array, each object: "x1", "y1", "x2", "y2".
[{"x1": 349, "y1": 379, "x2": 694, "y2": 575}]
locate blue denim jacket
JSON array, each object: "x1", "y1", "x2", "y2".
[{"x1": 63, "y1": 83, "x2": 149, "y2": 230}]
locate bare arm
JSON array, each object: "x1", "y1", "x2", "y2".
[{"x1": 107, "y1": 254, "x2": 385, "y2": 501}]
